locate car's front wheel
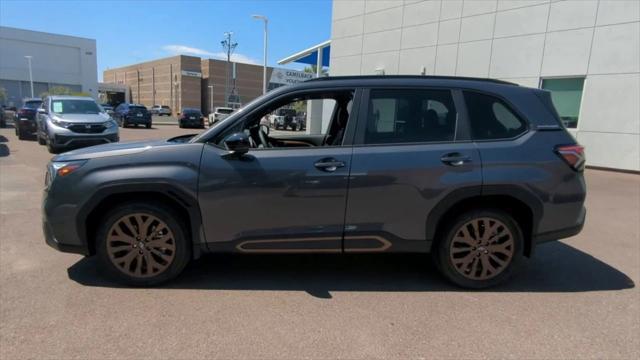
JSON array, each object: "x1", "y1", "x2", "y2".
[
  {"x1": 434, "y1": 209, "x2": 523, "y2": 289},
  {"x1": 96, "y1": 202, "x2": 191, "y2": 286}
]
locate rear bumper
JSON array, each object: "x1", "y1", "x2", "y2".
[
  {"x1": 180, "y1": 119, "x2": 203, "y2": 127},
  {"x1": 534, "y1": 206, "x2": 586, "y2": 244},
  {"x1": 17, "y1": 118, "x2": 37, "y2": 132},
  {"x1": 124, "y1": 117, "x2": 151, "y2": 125}
]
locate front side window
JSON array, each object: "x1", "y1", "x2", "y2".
[
  {"x1": 215, "y1": 90, "x2": 354, "y2": 149},
  {"x1": 540, "y1": 78, "x2": 585, "y2": 129},
  {"x1": 51, "y1": 100, "x2": 100, "y2": 114},
  {"x1": 363, "y1": 89, "x2": 457, "y2": 144},
  {"x1": 464, "y1": 92, "x2": 527, "y2": 140}
]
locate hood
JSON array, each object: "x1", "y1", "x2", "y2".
[
  {"x1": 54, "y1": 113, "x2": 110, "y2": 123},
  {"x1": 52, "y1": 138, "x2": 184, "y2": 161}
]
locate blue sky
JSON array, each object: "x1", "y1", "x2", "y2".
[{"x1": 0, "y1": 0, "x2": 332, "y2": 81}]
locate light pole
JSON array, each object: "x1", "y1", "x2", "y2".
[
  {"x1": 252, "y1": 15, "x2": 268, "y2": 95},
  {"x1": 221, "y1": 32, "x2": 238, "y2": 106},
  {"x1": 24, "y1": 56, "x2": 34, "y2": 98},
  {"x1": 208, "y1": 85, "x2": 214, "y2": 114}
]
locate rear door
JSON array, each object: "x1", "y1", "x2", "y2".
[{"x1": 344, "y1": 88, "x2": 482, "y2": 252}]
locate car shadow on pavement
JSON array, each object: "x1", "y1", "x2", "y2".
[{"x1": 67, "y1": 241, "x2": 634, "y2": 298}]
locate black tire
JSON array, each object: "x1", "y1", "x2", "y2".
[
  {"x1": 433, "y1": 209, "x2": 524, "y2": 289},
  {"x1": 146, "y1": 123, "x2": 151, "y2": 129},
  {"x1": 37, "y1": 134, "x2": 46, "y2": 145},
  {"x1": 17, "y1": 126, "x2": 26, "y2": 140},
  {"x1": 95, "y1": 202, "x2": 191, "y2": 286},
  {"x1": 122, "y1": 120, "x2": 128, "y2": 128},
  {"x1": 46, "y1": 140, "x2": 59, "y2": 154}
]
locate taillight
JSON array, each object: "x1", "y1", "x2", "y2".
[{"x1": 556, "y1": 144, "x2": 585, "y2": 171}]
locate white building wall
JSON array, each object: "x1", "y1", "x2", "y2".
[
  {"x1": 0, "y1": 26, "x2": 98, "y2": 102},
  {"x1": 330, "y1": 0, "x2": 640, "y2": 171}
]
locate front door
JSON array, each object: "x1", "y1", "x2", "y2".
[{"x1": 198, "y1": 90, "x2": 358, "y2": 253}]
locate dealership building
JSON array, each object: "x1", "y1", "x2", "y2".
[
  {"x1": 329, "y1": 0, "x2": 639, "y2": 171},
  {"x1": 0, "y1": 26, "x2": 98, "y2": 106},
  {"x1": 103, "y1": 56, "x2": 313, "y2": 114}
]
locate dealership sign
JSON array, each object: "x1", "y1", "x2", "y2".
[
  {"x1": 181, "y1": 70, "x2": 202, "y2": 78},
  {"x1": 269, "y1": 68, "x2": 314, "y2": 85}
]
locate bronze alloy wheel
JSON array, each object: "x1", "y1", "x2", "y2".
[
  {"x1": 449, "y1": 217, "x2": 515, "y2": 281},
  {"x1": 106, "y1": 213, "x2": 176, "y2": 278}
]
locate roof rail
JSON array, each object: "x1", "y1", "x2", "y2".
[{"x1": 305, "y1": 75, "x2": 518, "y2": 86}]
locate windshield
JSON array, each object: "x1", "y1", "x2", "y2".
[
  {"x1": 24, "y1": 101, "x2": 42, "y2": 109},
  {"x1": 217, "y1": 108, "x2": 233, "y2": 114},
  {"x1": 51, "y1": 99, "x2": 100, "y2": 114},
  {"x1": 129, "y1": 106, "x2": 147, "y2": 112}
]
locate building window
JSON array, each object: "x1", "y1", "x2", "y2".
[{"x1": 541, "y1": 78, "x2": 585, "y2": 129}]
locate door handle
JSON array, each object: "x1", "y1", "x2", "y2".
[
  {"x1": 441, "y1": 153, "x2": 471, "y2": 166},
  {"x1": 314, "y1": 158, "x2": 345, "y2": 172}
]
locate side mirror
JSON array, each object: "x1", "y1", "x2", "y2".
[
  {"x1": 223, "y1": 132, "x2": 250, "y2": 155},
  {"x1": 37, "y1": 108, "x2": 48, "y2": 114}
]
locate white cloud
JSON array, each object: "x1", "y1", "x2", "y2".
[{"x1": 162, "y1": 44, "x2": 259, "y2": 65}]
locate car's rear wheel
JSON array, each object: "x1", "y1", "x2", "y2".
[
  {"x1": 146, "y1": 123, "x2": 151, "y2": 129},
  {"x1": 434, "y1": 209, "x2": 523, "y2": 289},
  {"x1": 96, "y1": 202, "x2": 191, "y2": 286},
  {"x1": 37, "y1": 134, "x2": 46, "y2": 145}
]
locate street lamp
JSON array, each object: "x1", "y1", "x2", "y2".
[
  {"x1": 252, "y1": 15, "x2": 268, "y2": 95},
  {"x1": 24, "y1": 56, "x2": 34, "y2": 98},
  {"x1": 208, "y1": 85, "x2": 214, "y2": 114}
]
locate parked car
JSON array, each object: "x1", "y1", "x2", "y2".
[
  {"x1": 113, "y1": 103, "x2": 152, "y2": 128},
  {"x1": 100, "y1": 103, "x2": 115, "y2": 117},
  {"x1": 208, "y1": 106, "x2": 233, "y2": 126},
  {"x1": 179, "y1": 108, "x2": 204, "y2": 128},
  {"x1": 14, "y1": 98, "x2": 43, "y2": 140},
  {"x1": 43, "y1": 75, "x2": 586, "y2": 288},
  {"x1": 150, "y1": 105, "x2": 172, "y2": 116},
  {"x1": 0, "y1": 106, "x2": 5, "y2": 128},
  {"x1": 36, "y1": 96, "x2": 119, "y2": 153},
  {"x1": 269, "y1": 108, "x2": 297, "y2": 130}
]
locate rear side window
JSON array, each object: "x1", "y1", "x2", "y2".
[
  {"x1": 463, "y1": 92, "x2": 527, "y2": 140},
  {"x1": 364, "y1": 89, "x2": 457, "y2": 144}
]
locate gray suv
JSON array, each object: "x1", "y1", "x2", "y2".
[
  {"x1": 43, "y1": 76, "x2": 586, "y2": 288},
  {"x1": 37, "y1": 96, "x2": 119, "y2": 153}
]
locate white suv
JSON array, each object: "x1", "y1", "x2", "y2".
[
  {"x1": 208, "y1": 107, "x2": 234, "y2": 126},
  {"x1": 150, "y1": 105, "x2": 172, "y2": 116}
]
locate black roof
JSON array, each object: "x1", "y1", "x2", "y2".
[{"x1": 306, "y1": 75, "x2": 517, "y2": 86}]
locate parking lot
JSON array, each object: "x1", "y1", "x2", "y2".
[{"x1": 0, "y1": 123, "x2": 638, "y2": 359}]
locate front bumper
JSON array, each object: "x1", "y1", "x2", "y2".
[
  {"x1": 52, "y1": 133, "x2": 119, "y2": 147},
  {"x1": 43, "y1": 217, "x2": 88, "y2": 255},
  {"x1": 42, "y1": 192, "x2": 89, "y2": 255}
]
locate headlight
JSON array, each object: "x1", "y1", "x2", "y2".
[
  {"x1": 47, "y1": 160, "x2": 87, "y2": 186},
  {"x1": 51, "y1": 118, "x2": 71, "y2": 128},
  {"x1": 104, "y1": 120, "x2": 117, "y2": 128}
]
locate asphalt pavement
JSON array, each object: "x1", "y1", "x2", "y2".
[{"x1": 0, "y1": 124, "x2": 638, "y2": 359}]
